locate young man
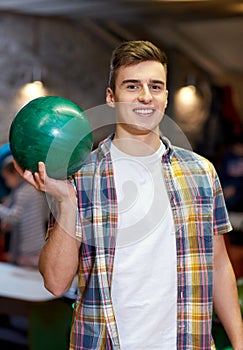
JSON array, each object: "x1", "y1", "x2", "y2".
[{"x1": 17, "y1": 41, "x2": 243, "y2": 349}]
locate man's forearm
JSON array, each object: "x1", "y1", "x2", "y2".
[
  {"x1": 213, "y1": 248, "x2": 243, "y2": 349},
  {"x1": 215, "y1": 264, "x2": 243, "y2": 350},
  {"x1": 39, "y1": 198, "x2": 80, "y2": 296}
]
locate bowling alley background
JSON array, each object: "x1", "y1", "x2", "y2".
[
  {"x1": 0, "y1": 5, "x2": 242, "y2": 350},
  {"x1": 0, "y1": 10, "x2": 242, "y2": 158},
  {"x1": 0, "y1": 14, "x2": 111, "y2": 147}
]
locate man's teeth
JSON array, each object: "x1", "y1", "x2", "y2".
[{"x1": 134, "y1": 109, "x2": 153, "y2": 115}]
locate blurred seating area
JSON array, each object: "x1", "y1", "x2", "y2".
[{"x1": 0, "y1": 262, "x2": 77, "y2": 350}]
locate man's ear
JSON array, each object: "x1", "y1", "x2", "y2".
[
  {"x1": 106, "y1": 87, "x2": 115, "y2": 108},
  {"x1": 165, "y1": 90, "x2": 168, "y2": 109}
]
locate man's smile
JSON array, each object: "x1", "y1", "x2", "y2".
[{"x1": 133, "y1": 108, "x2": 155, "y2": 116}]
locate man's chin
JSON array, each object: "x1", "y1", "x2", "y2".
[{"x1": 123, "y1": 123, "x2": 158, "y2": 135}]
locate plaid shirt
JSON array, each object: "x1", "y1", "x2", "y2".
[{"x1": 49, "y1": 134, "x2": 231, "y2": 350}]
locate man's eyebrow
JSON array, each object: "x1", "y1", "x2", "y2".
[
  {"x1": 150, "y1": 79, "x2": 165, "y2": 85},
  {"x1": 121, "y1": 79, "x2": 140, "y2": 85},
  {"x1": 121, "y1": 79, "x2": 165, "y2": 86}
]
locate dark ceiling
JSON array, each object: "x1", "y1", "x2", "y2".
[{"x1": 0, "y1": 0, "x2": 242, "y2": 76}]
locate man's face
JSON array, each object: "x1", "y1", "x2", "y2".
[{"x1": 106, "y1": 60, "x2": 168, "y2": 136}]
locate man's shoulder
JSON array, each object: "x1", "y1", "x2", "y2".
[
  {"x1": 171, "y1": 145, "x2": 215, "y2": 174},
  {"x1": 173, "y1": 145, "x2": 211, "y2": 163}
]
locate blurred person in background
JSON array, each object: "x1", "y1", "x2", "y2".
[
  {"x1": 0, "y1": 156, "x2": 49, "y2": 267},
  {"x1": 218, "y1": 135, "x2": 243, "y2": 278},
  {"x1": 219, "y1": 135, "x2": 243, "y2": 213},
  {"x1": 0, "y1": 179, "x2": 11, "y2": 262},
  {"x1": 0, "y1": 143, "x2": 11, "y2": 259}
]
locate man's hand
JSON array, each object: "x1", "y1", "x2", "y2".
[{"x1": 13, "y1": 160, "x2": 76, "y2": 203}]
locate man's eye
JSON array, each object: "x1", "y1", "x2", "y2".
[
  {"x1": 150, "y1": 85, "x2": 162, "y2": 91},
  {"x1": 127, "y1": 84, "x2": 138, "y2": 90}
]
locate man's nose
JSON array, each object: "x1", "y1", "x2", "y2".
[{"x1": 138, "y1": 85, "x2": 152, "y2": 103}]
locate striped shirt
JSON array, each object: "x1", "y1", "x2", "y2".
[
  {"x1": 48, "y1": 134, "x2": 232, "y2": 350},
  {"x1": 0, "y1": 180, "x2": 48, "y2": 264}
]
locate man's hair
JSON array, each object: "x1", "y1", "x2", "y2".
[{"x1": 108, "y1": 40, "x2": 168, "y2": 92}]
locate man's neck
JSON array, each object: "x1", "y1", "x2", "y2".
[{"x1": 113, "y1": 129, "x2": 161, "y2": 157}]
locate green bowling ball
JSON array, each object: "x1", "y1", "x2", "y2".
[{"x1": 9, "y1": 96, "x2": 93, "y2": 179}]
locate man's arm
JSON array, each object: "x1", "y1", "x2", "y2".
[
  {"x1": 213, "y1": 234, "x2": 243, "y2": 350},
  {"x1": 38, "y1": 197, "x2": 81, "y2": 296},
  {"x1": 16, "y1": 161, "x2": 81, "y2": 296}
]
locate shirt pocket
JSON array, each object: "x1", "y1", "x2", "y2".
[
  {"x1": 187, "y1": 196, "x2": 213, "y2": 235},
  {"x1": 190, "y1": 197, "x2": 214, "y2": 265},
  {"x1": 175, "y1": 196, "x2": 214, "y2": 254}
]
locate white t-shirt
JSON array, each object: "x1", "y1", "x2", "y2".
[{"x1": 110, "y1": 141, "x2": 177, "y2": 350}]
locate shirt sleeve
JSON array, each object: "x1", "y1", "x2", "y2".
[{"x1": 212, "y1": 164, "x2": 232, "y2": 235}]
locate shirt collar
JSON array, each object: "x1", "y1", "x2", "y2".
[{"x1": 97, "y1": 133, "x2": 174, "y2": 162}]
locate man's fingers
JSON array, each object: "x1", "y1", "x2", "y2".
[
  {"x1": 23, "y1": 169, "x2": 40, "y2": 189},
  {"x1": 37, "y1": 162, "x2": 47, "y2": 182}
]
